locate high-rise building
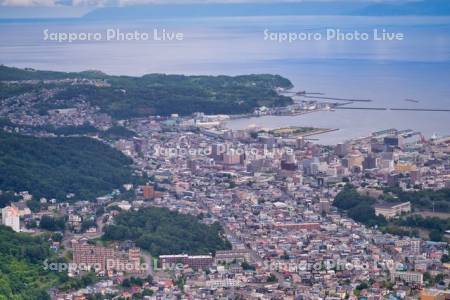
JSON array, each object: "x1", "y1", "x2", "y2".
[
  {"x1": 410, "y1": 239, "x2": 421, "y2": 254},
  {"x1": 391, "y1": 271, "x2": 423, "y2": 285},
  {"x1": 281, "y1": 153, "x2": 298, "y2": 171},
  {"x1": 159, "y1": 254, "x2": 213, "y2": 269},
  {"x1": 210, "y1": 144, "x2": 225, "y2": 162},
  {"x1": 387, "y1": 172, "x2": 401, "y2": 187},
  {"x1": 222, "y1": 153, "x2": 241, "y2": 165},
  {"x1": 72, "y1": 240, "x2": 143, "y2": 274},
  {"x1": 319, "y1": 199, "x2": 331, "y2": 214},
  {"x1": 335, "y1": 143, "x2": 350, "y2": 157},
  {"x1": 363, "y1": 154, "x2": 379, "y2": 170},
  {"x1": 133, "y1": 137, "x2": 145, "y2": 154},
  {"x1": 72, "y1": 240, "x2": 115, "y2": 271},
  {"x1": 347, "y1": 149, "x2": 364, "y2": 170},
  {"x1": 1, "y1": 206, "x2": 20, "y2": 232},
  {"x1": 370, "y1": 138, "x2": 385, "y2": 153},
  {"x1": 384, "y1": 135, "x2": 404, "y2": 149},
  {"x1": 142, "y1": 185, "x2": 155, "y2": 200}
]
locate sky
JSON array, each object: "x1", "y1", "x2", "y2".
[
  {"x1": 0, "y1": 0, "x2": 407, "y2": 7},
  {"x1": 0, "y1": 0, "x2": 416, "y2": 19}
]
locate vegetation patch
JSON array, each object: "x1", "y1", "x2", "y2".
[
  {"x1": 0, "y1": 130, "x2": 135, "y2": 201},
  {"x1": 103, "y1": 207, "x2": 232, "y2": 256},
  {"x1": 0, "y1": 66, "x2": 294, "y2": 118}
]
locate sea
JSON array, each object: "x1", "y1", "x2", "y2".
[{"x1": 1, "y1": 15, "x2": 449, "y2": 144}]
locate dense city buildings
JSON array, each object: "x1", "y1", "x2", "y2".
[{"x1": 1, "y1": 96, "x2": 450, "y2": 299}]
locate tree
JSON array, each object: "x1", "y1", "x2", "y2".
[
  {"x1": 0, "y1": 131, "x2": 135, "y2": 201},
  {"x1": 423, "y1": 272, "x2": 433, "y2": 286},
  {"x1": 0, "y1": 192, "x2": 20, "y2": 208},
  {"x1": 26, "y1": 200, "x2": 41, "y2": 212},
  {"x1": 356, "y1": 282, "x2": 368, "y2": 291},
  {"x1": 435, "y1": 273, "x2": 444, "y2": 284},
  {"x1": 0, "y1": 226, "x2": 62, "y2": 298},
  {"x1": 281, "y1": 251, "x2": 290, "y2": 260},
  {"x1": 102, "y1": 207, "x2": 231, "y2": 256},
  {"x1": 241, "y1": 261, "x2": 256, "y2": 270},
  {"x1": 348, "y1": 204, "x2": 375, "y2": 223},
  {"x1": 121, "y1": 278, "x2": 131, "y2": 288},
  {"x1": 267, "y1": 274, "x2": 278, "y2": 283},
  {"x1": 0, "y1": 66, "x2": 294, "y2": 118},
  {"x1": 81, "y1": 272, "x2": 97, "y2": 286},
  {"x1": 51, "y1": 232, "x2": 63, "y2": 242},
  {"x1": 429, "y1": 229, "x2": 443, "y2": 242},
  {"x1": 81, "y1": 218, "x2": 96, "y2": 232},
  {"x1": 39, "y1": 215, "x2": 65, "y2": 231}
]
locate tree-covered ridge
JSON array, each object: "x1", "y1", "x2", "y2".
[
  {"x1": 333, "y1": 186, "x2": 450, "y2": 241},
  {"x1": 0, "y1": 130, "x2": 134, "y2": 201},
  {"x1": 384, "y1": 187, "x2": 450, "y2": 212},
  {"x1": 103, "y1": 207, "x2": 232, "y2": 256},
  {"x1": 0, "y1": 65, "x2": 293, "y2": 118},
  {"x1": 333, "y1": 185, "x2": 386, "y2": 227},
  {"x1": 0, "y1": 226, "x2": 58, "y2": 299},
  {"x1": 0, "y1": 65, "x2": 108, "y2": 81}
]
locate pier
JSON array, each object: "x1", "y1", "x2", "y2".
[
  {"x1": 300, "y1": 95, "x2": 372, "y2": 102},
  {"x1": 390, "y1": 108, "x2": 450, "y2": 112},
  {"x1": 333, "y1": 107, "x2": 450, "y2": 112},
  {"x1": 283, "y1": 91, "x2": 325, "y2": 96},
  {"x1": 334, "y1": 107, "x2": 387, "y2": 110}
]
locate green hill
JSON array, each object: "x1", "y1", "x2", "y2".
[
  {"x1": 0, "y1": 130, "x2": 134, "y2": 201},
  {"x1": 0, "y1": 65, "x2": 293, "y2": 118},
  {"x1": 0, "y1": 226, "x2": 59, "y2": 299},
  {"x1": 103, "y1": 207, "x2": 231, "y2": 256}
]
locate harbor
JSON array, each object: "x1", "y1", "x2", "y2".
[{"x1": 223, "y1": 88, "x2": 450, "y2": 145}]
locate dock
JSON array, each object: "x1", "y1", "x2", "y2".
[
  {"x1": 300, "y1": 96, "x2": 372, "y2": 102},
  {"x1": 334, "y1": 107, "x2": 387, "y2": 111},
  {"x1": 390, "y1": 108, "x2": 450, "y2": 112}
]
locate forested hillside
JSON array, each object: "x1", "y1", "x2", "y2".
[
  {"x1": 0, "y1": 226, "x2": 57, "y2": 299},
  {"x1": 0, "y1": 131, "x2": 134, "y2": 201},
  {"x1": 103, "y1": 207, "x2": 231, "y2": 256},
  {"x1": 0, "y1": 65, "x2": 293, "y2": 118}
]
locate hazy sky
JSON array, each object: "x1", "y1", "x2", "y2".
[
  {"x1": 0, "y1": 0, "x2": 416, "y2": 19},
  {"x1": 0, "y1": 0, "x2": 406, "y2": 7}
]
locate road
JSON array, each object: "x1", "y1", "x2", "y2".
[{"x1": 61, "y1": 214, "x2": 105, "y2": 252}]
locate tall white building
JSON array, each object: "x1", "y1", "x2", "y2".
[{"x1": 1, "y1": 206, "x2": 20, "y2": 232}]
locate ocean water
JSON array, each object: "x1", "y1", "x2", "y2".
[{"x1": 0, "y1": 16, "x2": 449, "y2": 143}]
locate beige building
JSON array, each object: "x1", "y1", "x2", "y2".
[
  {"x1": 420, "y1": 289, "x2": 450, "y2": 300},
  {"x1": 374, "y1": 202, "x2": 411, "y2": 219},
  {"x1": 215, "y1": 249, "x2": 251, "y2": 264},
  {"x1": 205, "y1": 278, "x2": 241, "y2": 288},
  {"x1": 1, "y1": 206, "x2": 20, "y2": 232},
  {"x1": 72, "y1": 240, "x2": 143, "y2": 274},
  {"x1": 391, "y1": 271, "x2": 423, "y2": 285}
]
